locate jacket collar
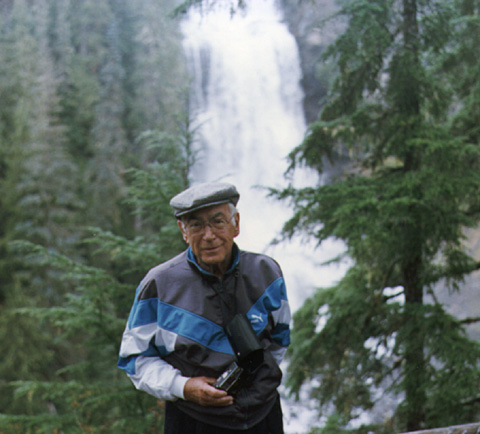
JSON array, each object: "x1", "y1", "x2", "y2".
[{"x1": 186, "y1": 243, "x2": 240, "y2": 278}]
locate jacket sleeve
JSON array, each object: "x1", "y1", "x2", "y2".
[
  {"x1": 270, "y1": 292, "x2": 291, "y2": 365},
  {"x1": 248, "y1": 275, "x2": 291, "y2": 366},
  {"x1": 117, "y1": 281, "x2": 190, "y2": 401},
  {"x1": 124, "y1": 354, "x2": 189, "y2": 400}
]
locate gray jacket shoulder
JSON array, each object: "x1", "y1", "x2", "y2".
[
  {"x1": 239, "y1": 250, "x2": 283, "y2": 278},
  {"x1": 137, "y1": 250, "x2": 189, "y2": 299}
]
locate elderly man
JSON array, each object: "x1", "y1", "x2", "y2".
[{"x1": 118, "y1": 182, "x2": 291, "y2": 433}]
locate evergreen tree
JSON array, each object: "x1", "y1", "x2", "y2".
[
  {"x1": 0, "y1": 0, "x2": 83, "y2": 422},
  {"x1": 0, "y1": 0, "x2": 190, "y2": 431},
  {"x1": 134, "y1": 0, "x2": 189, "y2": 135},
  {"x1": 273, "y1": 0, "x2": 480, "y2": 432},
  {"x1": 84, "y1": 9, "x2": 130, "y2": 232},
  {"x1": 0, "y1": 122, "x2": 194, "y2": 433}
]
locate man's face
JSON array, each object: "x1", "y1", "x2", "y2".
[{"x1": 178, "y1": 203, "x2": 240, "y2": 276}]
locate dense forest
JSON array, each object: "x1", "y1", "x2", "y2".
[
  {"x1": 1, "y1": 0, "x2": 480, "y2": 433},
  {"x1": 0, "y1": 0, "x2": 191, "y2": 432}
]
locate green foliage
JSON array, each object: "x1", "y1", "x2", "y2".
[
  {"x1": 274, "y1": 0, "x2": 480, "y2": 432},
  {"x1": 0, "y1": 0, "x2": 191, "y2": 432},
  {"x1": 284, "y1": 134, "x2": 480, "y2": 289},
  {"x1": 288, "y1": 268, "x2": 401, "y2": 420},
  {"x1": 0, "y1": 382, "x2": 165, "y2": 433},
  {"x1": 288, "y1": 267, "x2": 480, "y2": 431},
  {"x1": 57, "y1": 59, "x2": 101, "y2": 160},
  {"x1": 1, "y1": 138, "x2": 190, "y2": 431}
]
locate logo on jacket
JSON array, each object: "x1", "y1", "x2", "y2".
[{"x1": 250, "y1": 314, "x2": 264, "y2": 324}]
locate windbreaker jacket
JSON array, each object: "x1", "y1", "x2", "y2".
[{"x1": 118, "y1": 244, "x2": 291, "y2": 430}]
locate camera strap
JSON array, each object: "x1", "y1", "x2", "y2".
[
  {"x1": 211, "y1": 272, "x2": 264, "y2": 389},
  {"x1": 212, "y1": 271, "x2": 238, "y2": 326}
]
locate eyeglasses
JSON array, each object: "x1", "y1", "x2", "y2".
[{"x1": 184, "y1": 214, "x2": 235, "y2": 235}]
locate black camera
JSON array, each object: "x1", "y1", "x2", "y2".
[
  {"x1": 215, "y1": 361, "x2": 244, "y2": 393},
  {"x1": 215, "y1": 314, "x2": 264, "y2": 393}
]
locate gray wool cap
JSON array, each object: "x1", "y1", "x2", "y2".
[{"x1": 170, "y1": 182, "x2": 240, "y2": 218}]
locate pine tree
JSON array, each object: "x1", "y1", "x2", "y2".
[
  {"x1": 0, "y1": 0, "x2": 91, "y2": 420},
  {"x1": 0, "y1": 0, "x2": 191, "y2": 431},
  {"x1": 1, "y1": 121, "x2": 194, "y2": 432},
  {"x1": 84, "y1": 9, "x2": 130, "y2": 231},
  {"x1": 133, "y1": 0, "x2": 189, "y2": 134},
  {"x1": 273, "y1": 0, "x2": 480, "y2": 432}
]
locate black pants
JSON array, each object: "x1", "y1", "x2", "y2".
[{"x1": 164, "y1": 396, "x2": 284, "y2": 434}]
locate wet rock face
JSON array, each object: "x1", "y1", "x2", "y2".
[
  {"x1": 278, "y1": 0, "x2": 337, "y2": 123},
  {"x1": 296, "y1": 38, "x2": 327, "y2": 124}
]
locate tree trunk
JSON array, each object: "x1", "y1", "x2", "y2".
[
  {"x1": 403, "y1": 255, "x2": 426, "y2": 431},
  {"x1": 400, "y1": 0, "x2": 426, "y2": 428}
]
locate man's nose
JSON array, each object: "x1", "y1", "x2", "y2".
[{"x1": 202, "y1": 224, "x2": 216, "y2": 238}]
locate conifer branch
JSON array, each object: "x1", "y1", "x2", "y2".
[
  {"x1": 460, "y1": 393, "x2": 480, "y2": 406},
  {"x1": 384, "y1": 290, "x2": 404, "y2": 302},
  {"x1": 460, "y1": 316, "x2": 480, "y2": 325}
]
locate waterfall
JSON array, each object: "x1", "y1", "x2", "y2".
[{"x1": 181, "y1": 1, "x2": 347, "y2": 431}]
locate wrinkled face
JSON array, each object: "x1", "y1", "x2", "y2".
[{"x1": 178, "y1": 203, "x2": 240, "y2": 277}]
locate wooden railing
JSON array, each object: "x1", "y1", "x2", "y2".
[{"x1": 398, "y1": 422, "x2": 480, "y2": 434}]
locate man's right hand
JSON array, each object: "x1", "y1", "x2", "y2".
[{"x1": 183, "y1": 376, "x2": 234, "y2": 407}]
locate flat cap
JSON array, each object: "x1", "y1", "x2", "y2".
[{"x1": 170, "y1": 182, "x2": 240, "y2": 218}]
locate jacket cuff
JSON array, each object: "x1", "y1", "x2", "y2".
[{"x1": 171, "y1": 374, "x2": 190, "y2": 400}]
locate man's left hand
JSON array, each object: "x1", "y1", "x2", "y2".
[{"x1": 184, "y1": 376, "x2": 234, "y2": 407}]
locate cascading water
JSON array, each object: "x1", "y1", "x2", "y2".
[{"x1": 181, "y1": 1, "x2": 347, "y2": 431}]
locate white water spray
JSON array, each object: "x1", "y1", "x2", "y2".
[{"x1": 181, "y1": 2, "x2": 347, "y2": 431}]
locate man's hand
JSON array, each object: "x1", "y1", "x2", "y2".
[{"x1": 184, "y1": 376, "x2": 234, "y2": 407}]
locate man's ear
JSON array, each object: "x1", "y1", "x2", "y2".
[
  {"x1": 177, "y1": 220, "x2": 189, "y2": 243},
  {"x1": 233, "y1": 213, "x2": 240, "y2": 237}
]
